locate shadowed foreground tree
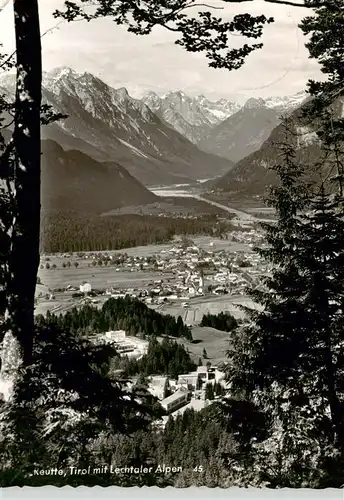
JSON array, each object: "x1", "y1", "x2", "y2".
[
  {"x1": 0, "y1": 322, "x2": 163, "y2": 486},
  {"x1": 0, "y1": 2, "x2": 66, "y2": 379},
  {"x1": 2, "y1": 0, "x2": 42, "y2": 371},
  {"x1": 220, "y1": 0, "x2": 344, "y2": 484},
  {"x1": 222, "y1": 124, "x2": 344, "y2": 486}
]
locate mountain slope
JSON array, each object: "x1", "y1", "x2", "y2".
[
  {"x1": 41, "y1": 140, "x2": 157, "y2": 213},
  {"x1": 210, "y1": 97, "x2": 343, "y2": 197},
  {"x1": 39, "y1": 69, "x2": 234, "y2": 186},
  {"x1": 198, "y1": 99, "x2": 281, "y2": 163}
]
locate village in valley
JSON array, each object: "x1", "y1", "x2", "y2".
[{"x1": 34, "y1": 222, "x2": 270, "y2": 420}]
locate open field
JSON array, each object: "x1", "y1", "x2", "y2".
[
  {"x1": 152, "y1": 294, "x2": 259, "y2": 325},
  {"x1": 203, "y1": 194, "x2": 275, "y2": 215},
  {"x1": 36, "y1": 235, "x2": 255, "y2": 316},
  {"x1": 38, "y1": 267, "x2": 175, "y2": 291},
  {"x1": 35, "y1": 296, "x2": 82, "y2": 316},
  {"x1": 35, "y1": 282, "x2": 257, "y2": 321},
  {"x1": 38, "y1": 235, "x2": 252, "y2": 292},
  {"x1": 164, "y1": 326, "x2": 233, "y2": 365}
]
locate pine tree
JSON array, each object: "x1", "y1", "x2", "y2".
[
  {"x1": 205, "y1": 383, "x2": 215, "y2": 401},
  {"x1": 224, "y1": 127, "x2": 344, "y2": 486}
]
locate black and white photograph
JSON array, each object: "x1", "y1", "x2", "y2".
[{"x1": 0, "y1": 0, "x2": 343, "y2": 490}]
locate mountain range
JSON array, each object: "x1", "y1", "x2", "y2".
[
  {"x1": 209, "y1": 95, "x2": 344, "y2": 198},
  {"x1": 142, "y1": 90, "x2": 241, "y2": 144},
  {"x1": 0, "y1": 68, "x2": 236, "y2": 187},
  {"x1": 198, "y1": 99, "x2": 281, "y2": 163},
  {"x1": 0, "y1": 67, "x2": 314, "y2": 213},
  {"x1": 41, "y1": 69, "x2": 237, "y2": 186},
  {"x1": 142, "y1": 90, "x2": 307, "y2": 149}
]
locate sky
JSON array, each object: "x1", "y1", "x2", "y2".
[{"x1": 0, "y1": 0, "x2": 324, "y2": 102}]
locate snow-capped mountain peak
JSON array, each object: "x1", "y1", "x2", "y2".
[
  {"x1": 264, "y1": 91, "x2": 308, "y2": 112},
  {"x1": 142, "y1": 90, "x2": 240, "y2": 143},
  {"x1": 43, "y1": 67, "x2": 156, "y2": 125},
  {"x1": 38, "y1": 67, "x2": 234, "y2": 186}
]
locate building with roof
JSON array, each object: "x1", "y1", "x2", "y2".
[
  {"x1": 177, "y1": 372, "x2": 200, "y2": 391},
  {"x1": 80, "y1": 282, "x2": 92, "y2": 294},
  {"x1": 94, "y1": 330, "x2": 148, "y2": 358},
  {"x1": 171, "y1": 398, "x2": 210, "y2": 417},
  {"x1": 105, "y1": 330, "x2": 126, "y2": 342},
  {"x1": 176, "y1": 366, "x2": 226, "y2": 391},
  {"x1": 197, "y1": 365, "x2": 225, "y2": 386},
  {"x1": 161, "y1": 389, "x2": 189, "y2": 413}
]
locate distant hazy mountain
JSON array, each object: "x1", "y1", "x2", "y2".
[
  {"x1": 198, "y1": 98, "x2": 281, "y2": 163},
  {"x1": 142, "y1": 90, "x2": 240, "y2": 143},
  {"x1": 41, "y1": 139, "x2": 157, "y2": 213},
  {"x1": 210, "y1": 96, "x2": 343, "y2": 198}
]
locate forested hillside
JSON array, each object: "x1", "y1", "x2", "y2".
[
  {"x1": 40, "y1": 211, "x2": 232, "y2": 253},
  {"x1": 36, "y1": 296, "x2": 192, "y2": 341}
]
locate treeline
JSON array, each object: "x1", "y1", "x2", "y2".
[
  {"x1": 36, "y1": 296, "x2": 192, "y2": 341},
  {"x1": 112, "y1": 337, "x2": 196, "y2": 378},
  {"x1": 200, "y1": 312, "x2": 238, "y2": 332},
  {"x1": 92, "y1": 405, "x2": 234, "y2": 487},
  {"x1": 21, "y1": 403, "x2": 236, "y2": 488},
  {"x1": 40, "y1": 210, "x2": 232, "y2": 253}
]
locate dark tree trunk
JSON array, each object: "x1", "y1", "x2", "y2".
[{"x1": 6, "y1": 0, "x2": 42, "y2": 367}]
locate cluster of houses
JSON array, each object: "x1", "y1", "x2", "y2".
[
  {"x1": 38, "y1": 230, "x2": 272, "y2": 318},
  {"x1": 102, "y1": 243, "x2": 270, "y2": 304}
]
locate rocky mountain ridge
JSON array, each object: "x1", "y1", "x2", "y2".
[
  {"x1": 198, "y1": 104, "x2": 281, "y2": 163},
  {"x1": 0, "y1": 68, "x2": 234, "y2": 186},
  {"x1": 142, "y1": 89, "x2": 308, "y2": 167}
]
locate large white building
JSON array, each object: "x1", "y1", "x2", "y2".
[
  {"x1": 177, "y1": 372, "x2": 200, "y2": 390},
  {"x1": 105, "y1": 330, "x2": 126, "y2": 342},
  {"x1": 80, "y1": 282, "x2": 92, "y2": 294},
  {"x1": 196, "y1": 366, "x2": 226, "y2": 386},
  {"x1": 95, "y1": 330, "x2": 148, "y2": 358}
]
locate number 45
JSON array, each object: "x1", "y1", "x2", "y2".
[{"x1": 193, "y1": 466, "x2": 203, "y2": 473}]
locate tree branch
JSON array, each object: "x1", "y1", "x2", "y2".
[
  {"x1": 263, "y1": 0, "x2": 314, "y2": 7},
  {"x1": 183, "y1": 2, "x2": 224, "y2": 9},
  {"x1": 224, "y1": 0, "x2": 318, "y2": 7},
  {"x1": 0, "y1": 20, "x2": 65, "y2": 72}
]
